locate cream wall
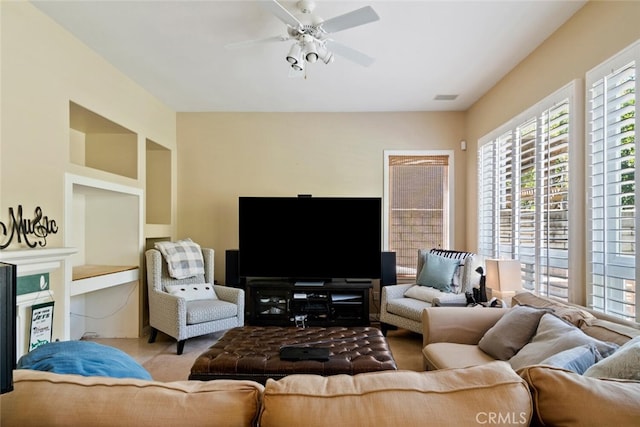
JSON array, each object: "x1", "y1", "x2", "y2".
[
  {"x1": 1, "y1": 2, "x2": 176, "y2": 340},
  {"x1": 177, "y1": 112, "x2": 466, "y2": 284},
  {"x1": 4, "y1": 0, "x2": 640, "y2": 334},
  {"x1": 465, "y1": 0, "x2": 640, "y2": 250}
]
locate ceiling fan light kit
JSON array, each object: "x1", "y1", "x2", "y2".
[{"x1": 227, "y1": 0, "x2": 379, "y2": 75}]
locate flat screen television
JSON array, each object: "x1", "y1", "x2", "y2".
[
  {"x1": 239, "y1": 197, "x2": 382, "y2": 281},
  {"x1": 0, "y1": 262, "x2": 16, "y2": 394}
]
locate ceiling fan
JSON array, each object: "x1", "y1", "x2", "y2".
[{"x1": 226, "y1": 0, "x2": 380, "y2": 75}]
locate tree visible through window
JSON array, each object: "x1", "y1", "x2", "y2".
[{"x1": 384, "y1": 152, "x2": 451, "y2": 278}]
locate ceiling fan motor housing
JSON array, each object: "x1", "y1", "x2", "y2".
[{"x1": 229, "y1": 0, "x2": 378, "y2": 72}]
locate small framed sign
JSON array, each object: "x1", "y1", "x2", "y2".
[{"x1": 29, "y1": 301, "x2": 54, "y2": 351}]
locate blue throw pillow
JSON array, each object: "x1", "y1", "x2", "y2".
[
  {"x1": 17, "y1": 340, "x2": 152, "y2": 380},
  {"x1": 416, "y1": 252, "x2": 460, "y2": 292},
  {"x1": 540, "y1": 344, "x2": 600, "y2": 374}
]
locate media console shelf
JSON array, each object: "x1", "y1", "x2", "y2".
[{"x1": 246, "y1": 280, "x2": 372, "y2": 327}]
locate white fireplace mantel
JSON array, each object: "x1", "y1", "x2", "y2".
[
  {"x1": 0, "y1": 247, "x2": 77, "y2": 358},
  {"x1": 0, "y1": 247, "x2": 77, "y2": 276}
]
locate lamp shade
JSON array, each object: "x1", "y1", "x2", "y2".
[{"x1": 485, "y1": 259, "x2": 522, "y2": 292}]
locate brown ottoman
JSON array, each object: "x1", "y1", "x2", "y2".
[{"x1": 189, "y1": 326, "x2": 397, "y2": 384}]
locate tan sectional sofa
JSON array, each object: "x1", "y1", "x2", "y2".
[
  {"x1": 3, "y1": 362, "x2": 532, "y2": 427},
  {"x1": 3, "y1": 292, "x2": 639, "y2": 426},
  {"x1": 4, "y1": 358, "x2": 640, "y2": 426},
  {"x1": 421, "y1": 291, "x2": 640, "y2": 426},
  {"x1": 421, "y1": 291, "x2": 640, "y2": 371}
]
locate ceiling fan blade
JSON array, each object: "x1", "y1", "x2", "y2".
[
  {"x1": 321, "y1": 6, "x2": 380, "y2": 34},
  {"x1": 225, "y1": 35, "x2": 289, "y2": 50},
  {"x1": 261, "y1": 0, "x2": 303, "y2": 29},
  {"x1": 327, "y1": 40, "x2": 375, "y2": 67}
]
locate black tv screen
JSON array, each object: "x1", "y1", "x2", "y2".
[{"x1": 239, "y1": 197, "x2": 381, "y2": 281}]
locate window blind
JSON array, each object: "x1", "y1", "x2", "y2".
[
  {"x1": 385, "y1": 153, "x2": 451, "y2": 277},
  {"x1": 538, "y1": 100, "x2": 571, "y2": 299},
  {"x1": 478, "y1": 83, "x2": 574, "y2": 300},
  {"x1": 587, "y1": 53, "x2": 637, "y2": 322}
]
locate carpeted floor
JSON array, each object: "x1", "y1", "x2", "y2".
[{"x1": 92, "y1": 326, "x2": 424, "y2": 382}]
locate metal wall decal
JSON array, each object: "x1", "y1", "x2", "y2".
[{"x1": 0, "y1": 205, "x2": 59, "y2": 249}]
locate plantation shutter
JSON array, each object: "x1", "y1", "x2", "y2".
[
  {"x1": 478, "y1": 142, "x2": 496, "y2": 257},
  {"x1": 538, "y1": 99, "x2": 571, "y2": 298},
  {"x1": 587, "y1": 57, "x2": 637, "y2": 321},
  {"x1": 515, "y1": 117, "x2": 538, "y2": 290},
  {"x1": 478, "y1": 82, "x2": 574, "y2": 300},
  {"x1": 497, "y1": 131, "x2": 516, "y2": 259},
  {"x1": 387, "y1": 154, "x2": 449, "y2": 277}
]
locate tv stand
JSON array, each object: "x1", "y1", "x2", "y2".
[
  {"x1": 246, "y1": 280, "x2": 372, "y2": 327},
  {"x1": 294, "y1": 281, "x2": 324, "y2": 287}
]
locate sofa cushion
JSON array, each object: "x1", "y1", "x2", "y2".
[
  {"x1": 584, "y1": 335, "x2": 640, "y2": 380},
  {"x1": 580, "y1": 317, "x2": 640, "y2": 346},
  {"x1": 511, "y1": 292, "x2": 594, "y2": 327},
  {"x1": 1, "y1": 369, "x2": 264, "y2": 427},
  {"x1": 520, "y1": 365, "x2": 640, "y2": 427},
  {"x1": 403, "y1": 283, "x2": 465, "y2": 305},
  {"x1": 539, "y1": 344, "x2": 600, "y2": 374},
  {"x1": 422, "y1": 249, "x2": 474, "y2": 293},
  {"x1": 416, "y1": 252, "x2": 460, "y2": 292},
  {"x1": 478, "y1": 304, "x2": 549, "y2": 360},
  {"x1": 186, "y1": 299, "x2": 238, "y2": 324},
  {"x1": 509, "y1": 313, "x2": 618, "y2": 371},
  {"x1": 259, "y1": 362, "x2": 531, "y2": 427},
  {"x1": 165, "y1": 283, "x2": 217, "y2": 301},
  {"x1": 17, "y1": 341, "x2": 151, "y2": 380},
  {"x1": 385, "y1": 296, "x2": 431, "y2": 322},
  {"x1": 422, "y1": 342, "x2": 497, "y2": 370}
]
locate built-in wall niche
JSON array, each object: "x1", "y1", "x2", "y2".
[
  {"x1": 145, "y1": 139, "x2": 171, "y2": 225},
  {"x1": 69, "y1": 101, "x2": 138, "y2": 179},
  {"x1": 64, "y1": 174, "x2": 143, "y2": 340},
  {"x1": 70, "y1": 183, "x2": 140, "y2": 266}
]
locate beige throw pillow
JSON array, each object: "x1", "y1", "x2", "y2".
[
  {"x1": 478, "y1": 305, "x2": 549, "y2": 360},
  {"x1": 509, "y1": 313, "x2": 619, "y2": 371},
  {"x1": 584, "y1": 335, "x2": 640, "y2": 380},
  {"x1": 165, "y1": 283, "x2": 218, "y2": 301},
  {"x1": 520, "y1": 365, "x2": 640, "y2": 426}
]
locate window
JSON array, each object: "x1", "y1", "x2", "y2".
[
  {"x1": 478, "y1": 82, "x2": 577, "y2": 300},
  {"x1": 383, "y1": 151, "x2": 453, "y2": 278},
  {"x1": 586, "y1": 41, "x2": 639, "y2": 322}
]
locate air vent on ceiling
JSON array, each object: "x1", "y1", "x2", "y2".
[{"x1": 434, "y1": 94, "x2": 458, "y2": 101}]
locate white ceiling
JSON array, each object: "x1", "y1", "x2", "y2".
[{"x1": 32, "y1": 0, "x2": 586, "y2": 113}]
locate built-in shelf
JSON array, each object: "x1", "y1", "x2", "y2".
[
  {"x1": 65, "y1": 173, "x2": 143, "y2": 340},
  {"x1": 70, "y1": 265, "x2": 139, "y2": 297},
  {"x1": 146, "y1": 139, "x2": 171, "y2": 225},
  {"x1": 69, "y1": 101, "x2": 138, "y2": 179}
]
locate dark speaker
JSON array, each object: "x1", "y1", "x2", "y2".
[
  {"x1": 1, "y1": 262, "x2": 17, "y2": 394},
  {"x1": 225, "y1": 249, "x2": 244, "y2": 288},
  {"x1": 380, "y1": 252, "x2": 396, "y2": 287}
]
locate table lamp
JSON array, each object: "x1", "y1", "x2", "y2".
[{"x1": 485, "y1": 259, "x2": 522, "y2": 307}]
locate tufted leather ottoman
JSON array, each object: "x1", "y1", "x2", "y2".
[{"x1": 189, "y1": 326, "x2": 397, "y2": 384}]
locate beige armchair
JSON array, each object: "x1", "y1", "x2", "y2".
[
  {"x1": 380, "y1": 249, "x2": 483, "y2": 335},
  {"x1": 146, "y1": 248, "x2": 244, "y2": 354}
]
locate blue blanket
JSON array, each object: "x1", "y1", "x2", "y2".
[{"x1": 18, "y1": 340, "x2": 152, "y2": 380}]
